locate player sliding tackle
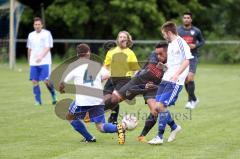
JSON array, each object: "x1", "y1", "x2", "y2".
[
  {"x1": 59, "y1": 44, "x2": 132, "y2": 144},
  {"x1": 104, "y1": 42, "x2": 168, "y2": 116}
]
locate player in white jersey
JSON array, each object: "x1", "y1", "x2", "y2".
[
  {"x1": 59, "y1": 44, "x2": 127, "y2": 144},
  {"x1": 27, "y1": 17, "x2": 56, "y2": 105},
  {"x1": 148, "y1": 21, "x2": 193, "y2": 145}
]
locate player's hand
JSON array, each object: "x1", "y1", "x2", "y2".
[
  {"x1": 145, "y1": 82, "x2": 155, "y2": 89},
  {"x1": 156, "y1": 62, "x2": 168, "y2": 71},
  {"x1": 59, "y1": 82, "x2": 65, "y2": 94},
  {"x1": 36, "y1": 56, "x2": 43, "y2": 63},
  {"x1": 170, "y1": 74, "x2": 179, "y2": 83},
  {"x1": 188, "y1": 44, "x2": 196, "y2": 49}
]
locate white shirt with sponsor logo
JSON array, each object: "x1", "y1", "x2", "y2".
[
  {"x1": 64, "y1": 63, "x2": 109, "y2": 106},
  {"x1": 27, "y1": 29, "x2": 53, "y2": 66},
  {"x1": 163, "y1": 36, "x2": 193, "y2": 85}
]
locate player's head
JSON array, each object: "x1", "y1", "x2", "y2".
[
  {"x1": 33, "y1": 17, "x2": 43, "y2": 33},
  {"x1": 116, "y1": 31, "x2": 133, "y2": 49},
  {"x1": 76, "y1": 43, "x2": 91, "y2": 58},
  {"x1": 161, "y1": 21, "x2": 178, "y2": 41},
  {"x1": 182, "y1": 12, "x2": 193, "y2": 27},
  {"x1": 155, "y1": 42, "x2": 168, "y2": 63}
]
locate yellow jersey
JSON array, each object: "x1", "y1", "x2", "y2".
[{"x1": 104, "y1": 46, "x2": 139, "y2": 77}]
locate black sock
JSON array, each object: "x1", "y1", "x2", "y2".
[
  {"x1": 185, "y1": 83, "x2": 190, "y2": 101},
  {"x1": 108, "y1": 104, "x2": 119, "y2": 123},
  {"x1": 188, "y1": 81, "x2": 197, "y2": 101},
  {"x1": 140, "y1": 113, "x2": 157, "y2": 136}
]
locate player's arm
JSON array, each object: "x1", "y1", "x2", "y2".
[
  {"x1": 59, "y1": 68, "x2": 75, "y2": 94},
  {"x1": 27, "y1": 48, "x2": 31, "y2": 62},
  {"x1": 103, "y1": 51, "x2": 112, "y2": 70},
  {"x1": 171, "y1": 59, "x2": 190, "y2": 82},
  {"x1": 195, "y1": 29, "x2": 205, "y2": 49}
]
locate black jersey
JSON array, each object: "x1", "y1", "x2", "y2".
[{"x1": 177, "y1": 25, "x2": 205, "y2": 56}]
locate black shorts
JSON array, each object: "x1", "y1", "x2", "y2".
[
  {"x1": 189, "y1": 55, "x2": 199, "y2": 73},
  {"x1": 103, "y1": 77, "x2": 131, "y2": 95},
  {"x1": 118, "y1": 69, "x2": 161, "y2": 102}
]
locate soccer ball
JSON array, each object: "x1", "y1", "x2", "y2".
[{"x1": 122, "y1": 114, "x2": 138, "y2": 131}]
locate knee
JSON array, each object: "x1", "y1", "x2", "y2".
[
  {"x1": 66, "y1": 113, "x2": 75, "y2": 121},
  {"x1": 32, "y1": 80, "x2": 39, "y2": 86},
  {"x1": 95, "y1": 123, "x2": 104, "y2": 132}
]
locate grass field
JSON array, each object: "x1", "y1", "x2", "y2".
[{"x1": 0, "y1": 64, "x2": 240, "y2": 159}]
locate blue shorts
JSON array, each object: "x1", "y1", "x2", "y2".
[
  {"x1": 30, "y1": 65, "x2": 50, "y2": 81},
  {"x1": 156, "y1": 81, "x2": 183, "y2": 106},
  {"x1": 69, "y1": 101, "x2": 105, "y2": 123}
]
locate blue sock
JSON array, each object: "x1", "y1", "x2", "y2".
[
  {"x1": 158, "y1": 112, "x2": 167, "y2": 139},
  {"x1": 102, "y1": 123, "x2": 117, "y2": 133},
  {"x1": 46, "y1": 83, "x2": 56, "y2": 101},
  {"x1": 33, "y1": 85, "x2": 41, "y2": 104},
  {"x1": 166, "y1": 110, "x2": 177, "y2": 131},
  {"x1": 71, "y1": 120, "x2": 93, "y2": 141}
]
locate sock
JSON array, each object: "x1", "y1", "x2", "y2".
[
  {"x1": 33, "y1": 85, "x2": 41, "y2": 104},
  {"x1": 140, "y1": 113, "x2": 157, "y2": 136},
  {"x1": 166, "y1": 110, "x2": 177, "y2": 131},
  {"x1": 158, "y1": 112, "x2": 167, "y2": 139},
  {"x1": 102, "y1": 123, "x2": 117, "y2": 133},
  {"x1": 71, "y1": 120, "x2": 93, "y2": 141},
  {"x1": 108, "y1": 104, "x2": 119, "y2": 123},
  {"x1": 46, "y1": 83, "x2": 56, "y2": 101},
  {"x1": 188, "y1": 81, "x2": 196, "y2": 101},
  {"x1": 185, "y1": 83, "x2": 190, "y2": 101}
]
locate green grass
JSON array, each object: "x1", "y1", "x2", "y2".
[{"x1": 0, "y1": 64, "x2": 240, "y2": 159}]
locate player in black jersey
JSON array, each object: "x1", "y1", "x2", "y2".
[{"x1": 177, "y1": 12, "x2": 205, "y2": 109}]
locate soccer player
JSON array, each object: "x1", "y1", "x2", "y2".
[
  {"x1": 27, "y1": 17, "x2": 56, "y2": 105},
  {"x1": 178, "y1": 12, "x2": 205, "y2": 109},
  {"x1": 103, "y1": 31, "x2": 139, "y2": 124},
  {"x1": 148, "y1": 21, "x2": 193, "y2": 145},
  {"x1": 59, "y1": 44, "x2": 126, "y2": 144}
]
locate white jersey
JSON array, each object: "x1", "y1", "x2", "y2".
[
  {"x1": 27, "y1": 29, "x2": 53, "y2": 66},
  {"x1": 64, "y1": 63, "x2": 109, "y2": 106},
  {"x1": 163, "y1": 36, "x2": 193, "y2": 85}
]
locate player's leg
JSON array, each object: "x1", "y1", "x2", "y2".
[
  {"x1": 90, "y1": 105, "x2": 126, "y2": 144},
  {"x1": 148, "y1": 81, "x2": 182, "y2": 144},
  {"x1": 40, "y1": 64, "x2": 57, "y2": 105},
  {"x1": 67, "y1": 101, "x2": 95, "y2": 142},
  {"x1": 30, "y1": 66, "x2": 42, "y2": 105},
  {"x1": 108, "y1": 77, "x2": 131, "y2": 124},
  {"x1": 138, "y1": 90, "x2": 158, "y2": 142},
  {"x1": 185, "y1": 56, "x2": 199, "y2": 109}
]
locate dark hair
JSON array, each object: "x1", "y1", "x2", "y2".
[
  {"x1": 161, "y1": 21, "x2": 177, "y2": 35},
  {"x1": 76, "y1": 43, "x2": 90, "y2": 57},
  {"x1": 155, "y1": 41, "x2": 168, "y2": 49},
  {"x1": 33, "y1": 17, "x2": 43, "y2": 23},
  {"x1": 183, "y1": 12, "x2": 192, "y2": 18}
]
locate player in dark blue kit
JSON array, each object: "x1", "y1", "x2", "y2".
[{"x1": 177, "y1": 12, "x2": 205, "y2": 109}]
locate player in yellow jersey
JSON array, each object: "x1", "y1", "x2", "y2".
[{"x1": 103, "y1": 31, "x2": 140, "y2": 124}]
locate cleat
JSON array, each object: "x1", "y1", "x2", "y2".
[
  {"x1": 148, "y1": 136, "x2": 163, "y2": 145},
  {"x1": 167, "y1": 125, "x2": 182, "y2": 142},
  {"x1": 34, "y1": 102, "x2": 42, "y2": 106},
  {"x1": 117, "y1": 123, "x2": 125, "y2": 145},
  {"x1": 137, "y1": 136, "x2": 147, "y2": 143},
  {"x1": 80, "y1": 137, "x2": 96, "y2": 143},
  {"x1": 185, "y1": 101, "x2": 193, "y2": 109},
  {"x1": 191, "y1": 98, "x2": 199, "y2": 109},
  {"x1": 52, "y1": 100, "x2": 57, "y2": 105}
]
